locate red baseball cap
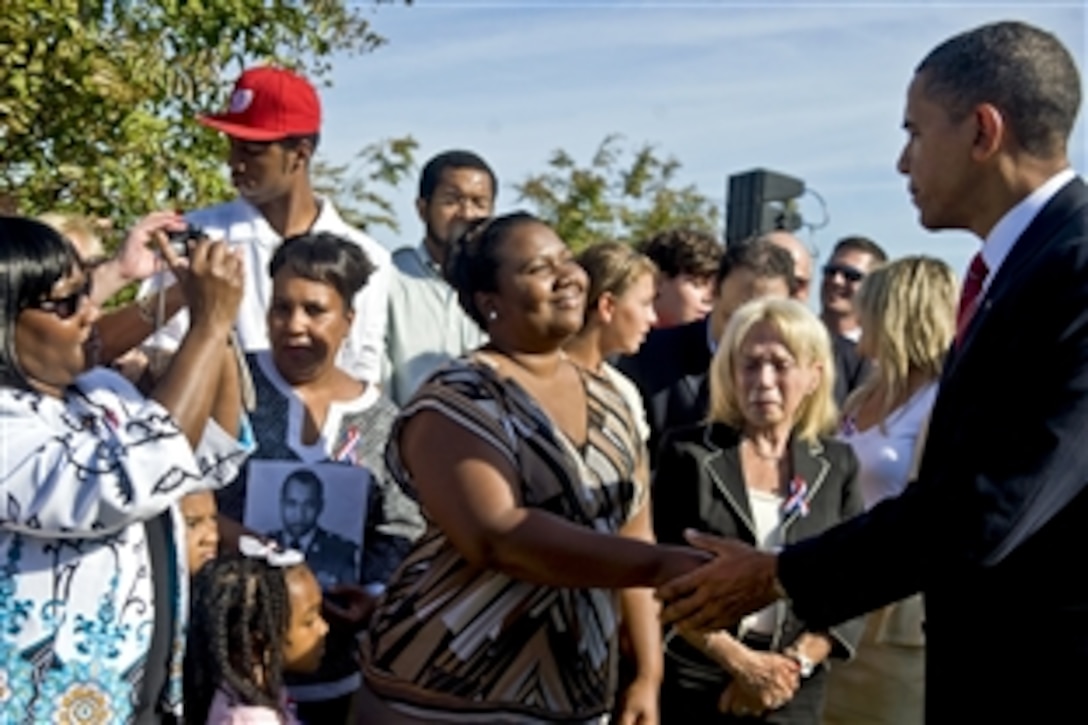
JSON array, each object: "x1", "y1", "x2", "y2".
[{"x1": 197, "y1": 66, "x2": 321, "y2": 141}]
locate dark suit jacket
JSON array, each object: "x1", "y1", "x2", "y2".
[
  {"x1": 653, "y1": 423, "x2": 865, "y2": 673},
  {"x1": 778, "y1": 177, "x2": 1088, "y2": 722},
  {"x1": 831, "y1": 333, "x2": 870, "y2": 408},
  {"x1": 271, "y1": 526, "x2": 359, "y2": 589},
  {"x1": 617, "y1": 318, "x2": 713, "y2": 466}
]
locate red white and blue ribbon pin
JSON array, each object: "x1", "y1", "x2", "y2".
[
  {"x1": 783, "y1": 475, "x2": 810, "y2": 517},
  {"x1": 335, "y1": 426, "x2": 361, "y2": 465}
]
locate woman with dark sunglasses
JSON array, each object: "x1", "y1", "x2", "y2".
[{"x1": 0, "y1": 216, "x2": 250, "y2": 725}]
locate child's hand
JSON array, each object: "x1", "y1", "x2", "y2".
[{"x1": 323, "y1": 584, "x2": 377, "y2": 630}]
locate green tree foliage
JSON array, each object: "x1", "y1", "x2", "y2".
[
  {"x1": 312, "y1": 135, "x2": 419, "y2": 235},
  {"x1": 0, "y1": 0, "x2": 404, "y2": 233},
  {"x1": 515, "y1": 134, "x2": 721, "y2": 251}
]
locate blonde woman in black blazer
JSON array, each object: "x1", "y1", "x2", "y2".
[{"x1": 653, "y1": 298, "x2": 864, "y2": 724}]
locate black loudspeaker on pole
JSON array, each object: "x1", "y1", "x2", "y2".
[{"x1": 725, "y1": 168, "x2": 805, "y2": 245}]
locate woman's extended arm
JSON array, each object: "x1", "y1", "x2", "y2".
[
  {"x1": 210, "y1": 337, "x2": 242, "y2": 439},
  {"x1": 401, "y1": 409, "x2": 706, "y2": 589},
  {"x1": 148, "y1": 241, "x2": 243, "y2": 447}
]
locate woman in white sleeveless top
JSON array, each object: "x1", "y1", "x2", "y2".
[{"x1": 822, "y1": 256, "x2": 958, "y2": 725}]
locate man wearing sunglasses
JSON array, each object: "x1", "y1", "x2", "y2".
[
  {"x1": 818, "y1": 236, "x2": 887, "y2": 343},
  {"x1": 819, "y1": 236, "x2": 886, "y2": 406}
]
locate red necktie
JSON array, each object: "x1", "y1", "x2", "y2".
[{"x1": 955, "y1": 253, "x2": 988, "y2": 345}]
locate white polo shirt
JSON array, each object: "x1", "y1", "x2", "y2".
[{"x1": 139, "y1": 197, "x2": 390, "y2": 383}]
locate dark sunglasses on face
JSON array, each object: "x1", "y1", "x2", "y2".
[
  {"x1": 31, "y1": 277, "x2": 93, "y2": 319},
  {"x1": 822, "y1": 263, "x2": 865, "y2": 283}
]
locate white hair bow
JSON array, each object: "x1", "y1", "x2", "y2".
[{"x1": 238, "y1": 535, "x2": 305, "y2": 568}]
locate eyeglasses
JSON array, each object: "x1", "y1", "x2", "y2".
[
  {"x1": 31, "y1": 277, "x2": 93, "y2": 319},
  {"x1": 822, "y1": 263, "x2": 865, "y2": 283}
]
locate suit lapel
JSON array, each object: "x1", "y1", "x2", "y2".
[
  {"x1": 782, "y1": 436, "x2": 831, "y2": 533},
  {"x1": 702, "y1": 425, "x2": 757, "y2": 539},
  {"x1": 700, "y1": 427, "x2": 832, "y2": 540},
  {"x1": 946, "y1": 177, "x2": 1088, "y2": 381},
  {"x1": 681, "y1": 374, "x2": 709, "y2": 414}
]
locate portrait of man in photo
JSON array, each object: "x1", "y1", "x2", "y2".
[{"x1": 247, "y1": 464, "x2": 367, "y2": 590}]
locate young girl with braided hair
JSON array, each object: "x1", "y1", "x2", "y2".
[{"x1": 184, "y1": 537, "x2": 329, "y2": 724}]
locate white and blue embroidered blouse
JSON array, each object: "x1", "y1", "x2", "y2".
[{"x1": 0, "y1": 368, "x2": 248, "y2": 723}]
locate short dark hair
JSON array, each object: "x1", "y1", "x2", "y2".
[
  {"x1": 636, "y1": 228, "x2": 722, "y2": 279},
  {"x1": 444, "y1": 211, "x2": 541, "y2": 329},
  {"x1": 268, "y1": 231, "x2": 374, "y2": 311},
  {"x1": 917, "y1": 21, "x2": 1081, "y2": 157},
  {"x1": 716, "y1": 239, "x2": 795, "y2": 290},
  {"x1": 419, "y1": 150, "x2": 498, "y2": 202},
  {"x1": 830, "y1": 235, "x2": 888, "y2": 265},
  {"x1": 282, "y1": 468, "x2": 323, "y2": 505},
  {"x1": 0, "y1": 216, "x2": 82, "y2": 391}
]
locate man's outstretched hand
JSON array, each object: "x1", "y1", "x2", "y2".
[{"x1": 656, "y1": 530, "x2": 785, "y2": 632}]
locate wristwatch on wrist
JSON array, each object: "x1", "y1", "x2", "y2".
[{"x1": 787, "y1": 651, "x2": 817, "y2": 678}]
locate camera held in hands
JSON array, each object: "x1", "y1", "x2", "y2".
[{"x1": 164, "y1": 223, "x2": 206, "y2": 257}]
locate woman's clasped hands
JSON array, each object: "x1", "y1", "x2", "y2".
[{"x1": 717, "y1": 648, "x2": 800, "y2": 717}]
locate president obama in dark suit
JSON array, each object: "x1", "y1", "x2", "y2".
[{"x1": 657, "y1": 21, "x2": 1088, "y2": 723}]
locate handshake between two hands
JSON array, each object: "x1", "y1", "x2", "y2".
[{"x1": 653, "y1": 529, "x2": 785, "y2": 633}]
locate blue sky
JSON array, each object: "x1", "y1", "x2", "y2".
[{"x1": 318, "y1": 1, "x2": 1086, "y2": 279}]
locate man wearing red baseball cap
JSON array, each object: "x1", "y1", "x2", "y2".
[
  {"x1": 140, "y1": 66, "x2": 390, "y2": 387},
  {"x1": 196, "y1": 65, "x2": 322, "y2": 142}
]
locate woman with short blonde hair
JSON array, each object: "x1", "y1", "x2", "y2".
[
  {"x1": 708, "y1": 297, "x2": 839, "y2": 443},
  {"x1": 655, "y1": 297, "x2": 863, "y2": 723}
]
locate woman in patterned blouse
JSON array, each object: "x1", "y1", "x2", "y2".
[
  {"x1": 359, "y1": 212, "x2": 709, "y2": 724},
  {"x1": 0, "y1": 216, "x2": 248, "y2": 725}
]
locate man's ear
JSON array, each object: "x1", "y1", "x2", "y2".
[
  {"x1": 415, "y1": 197, "x2": 428, "y2": 224},
  {"x1": 290, "y1": 137, "x2": 315, "y2": 172},
  {"x1": 971, "y1": 103, "x2": 1006, "y2": 160}
]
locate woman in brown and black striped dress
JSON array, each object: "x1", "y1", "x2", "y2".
[{"x1": 359, "y1": 212, "x2": 707, "y2": 724}]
